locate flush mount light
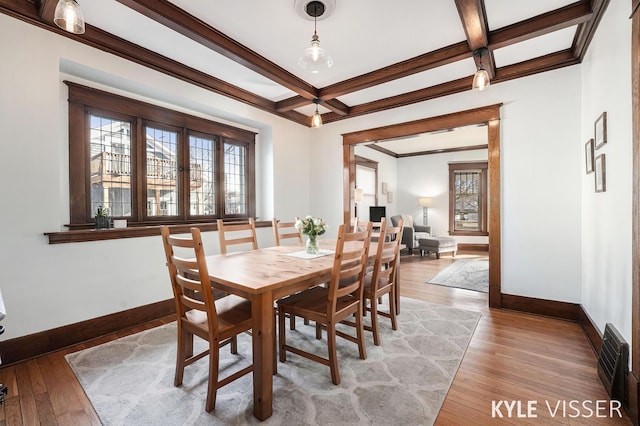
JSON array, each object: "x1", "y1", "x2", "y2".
[
  {"x1": 472, "y1": 47, "x2": 490, "y2": 91},
  {"x1": 311, "y1": 99, "x2": 323, "y2": 128},
  {"x1": 54, "y1": 0, "x2": 85, "y2": 34},
  {"x1": 297, "y1": 0, "x2": 334, "y2": 74}
]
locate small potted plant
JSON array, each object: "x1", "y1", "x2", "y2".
[{"x1": 95, "y1": 205, "x2": 111, "y2": 229}]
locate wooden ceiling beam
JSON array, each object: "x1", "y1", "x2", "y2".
[
  {"x1": 324, "y1": 50, "x2": 579, "y2": 125},
  {"x1": 455, "y1": 0, "x2": 489, "y2": 51},
  {"x1": 455, "y1": 0, "x2": 495, "y2": 79},
  {"x1": 275, "y1": 96, "x2": 309, "y2": 113},
  {"x1": 490, "y1": 1, "x2": 593, "y2": 50},
  {"x1": 36, "y1": 0, "x2": 57, "y2": 21},
  {"x1": 318, "y1": 41, "x2": 471, "y2": 100},
  {"x1": 572, "y1": 0, "x2": 609, "y2": 61},
  {"x1": 115, "y1": 0, "x2": 318, "y2": 101}
]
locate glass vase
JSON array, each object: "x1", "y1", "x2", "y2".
[{"x1": 306, "y1": 235, "x2": 320, "y2": 254}]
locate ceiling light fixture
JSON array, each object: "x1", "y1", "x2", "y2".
[
  {"x1": 311, "y1": 99, "x2": 323, "y2": 128},
  {"x1": 54, "y1": 0, "x2": 85, "y2": 34},
  {"x1": 472, "y1": 48, "x2": 490, "y2": 91},
  {"x1": 298, "y1": 1, "x2": 333, "y2": 74}
]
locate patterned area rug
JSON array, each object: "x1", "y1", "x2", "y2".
[
  {"x1": 66, "y1": 298, "x2": 480, "y2": 426},
  {"x1": 427, "y1": 258, "x2": 489, "y2": 293}
]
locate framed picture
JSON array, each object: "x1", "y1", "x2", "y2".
[
  {"x1": 595, "y1": 153, "x2": 606, "y2": 192},
  {"x1": 585, "y1": 138, "x2": 594, "y2": 174},
  {"x1": 594, "y1": 112, "x2": 607, "y2": 149}
]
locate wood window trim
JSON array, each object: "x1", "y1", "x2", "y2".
[
  {"x1": 355, "y1": 155, "x2": 379, "y2": 206},
  {"x1": 448, "y1": 161, "x2": 488, "y2": 236},
  {"x1": 56, "y1": 81, "x2": 256, "y2": 242}
]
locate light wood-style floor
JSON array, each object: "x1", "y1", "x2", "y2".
[{"x1": 0, "y1": 250, "x2": 631, "y2": 425}]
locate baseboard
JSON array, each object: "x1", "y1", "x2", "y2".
[
  {"x1": 457, "y1": 243, "x2": 489, "y2": 251},
  {"x1": 578, "y1": 305, "x2": 603, "y2": 355},
  {"x1": 0, "y1": 299, "x2": 175, "y2": 366},
  {"x1": 501, "y1": 294, "x2": 580, "y2": 321}
]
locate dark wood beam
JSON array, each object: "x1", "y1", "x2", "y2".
[
  {"x1": 319, "y1": 41, "x2": 471, "y2": 100},
  {"x1": 324, "y1": 50, "x2": 578, "y2": 125},
  {"x1": 573, "y1": 0, "x2": 610, "y2": 61},
  {"x1": 115, "y1": 0, "x2": 318, "y2": 100},
  {"x1": 363, "y1": 144, "x2": 399, "y2": 158},
  {"x1": 275, "y1": 96, "x2": 309, "y2": 113},
  {"x1": 455, "y1": 0, "x2": 489, "y2": 51},
  {"x1": 397, "y1": 143, "x2": 489, "y2": 158},
  {"x1": 0, "y1": 0, "x2": 309, "y2": 127},
  {"x1": 36, "y1": 0, "x2": 56, "y2": 21},
  {"x1": 490, "y1": 1, "x2": 593, "y2": 50},
  {"x1": 323, "y1": 98, "x2": 350, "y2": 116}
]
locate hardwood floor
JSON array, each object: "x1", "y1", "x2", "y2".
[{"x1": 0, "y1": 250, "x2": 630, "y2": 425}]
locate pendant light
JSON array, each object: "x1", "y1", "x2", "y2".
[
  {"x1": 54, "y1": 0, "x2": 86, "y2": 34},
  {"x1": 298, "y1": 1, "x2": 333, "y2": 74},
  {"x1": 472, "y1": 48, "x2": 490, "y2": 91},
  {"x1": 311, "y1": 99, "x2": 323, "y2": 128}
]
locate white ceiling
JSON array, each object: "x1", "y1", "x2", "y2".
[{"x1": 78, "y1": 0, "x2": 577, "y2": 115}]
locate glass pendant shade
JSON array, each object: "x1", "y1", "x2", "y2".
[
  {"x1": 54, "y1": 0, "x2": 85, "y2": 34},
  {"x1": 298, "y1": 32, "x2": 333, "y2": 73},
  {"x1": 472, "y1": 67, "x2": 490, "y2": 91},
  {"x1": 311, "y1": 108, "x2": 323, "y2": 128}
]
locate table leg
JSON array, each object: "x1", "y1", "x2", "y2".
[{"x1": 252, "y1": 291, "x2": 274, "y2": 420}]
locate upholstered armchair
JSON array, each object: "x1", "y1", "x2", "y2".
[{"x1": 390, "y1": 214, "x2": 431, "y2": 254}]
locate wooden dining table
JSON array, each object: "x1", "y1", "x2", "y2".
[{"x1": 203, "y1": 239, "x2": 400, "y2": 420}]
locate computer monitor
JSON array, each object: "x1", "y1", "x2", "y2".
[{"x1": 369, "y1": 206, "x2": 386, "y2": 222}]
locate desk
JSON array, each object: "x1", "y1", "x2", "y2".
[{"x1": 203, "y1": 240, "x2": 397, "y2": 420}]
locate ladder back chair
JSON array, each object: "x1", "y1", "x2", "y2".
[
  {"x1": 161, "y1": 226, "x2": 253, "y2": 412},
  {"x1": 217, "y1": 218, "x2": 258, "y2": 254},
  {"x1": 272, "y1": 217, "x2": 303, "y2": 246},
  {"x1": 345, "y1": 218, "x2": 404, "y2": 345},
  {"x1": 277, "y1": 222, "x2": 372, "y2": 385}
]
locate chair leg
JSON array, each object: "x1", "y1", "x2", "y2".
[
  {"x1": 174, "y1": 326, "x2": 189, "y2": 386},
  {"x1": 278, "y1": 307, "x2": 287, "y2": 363},
  {"x1": 389, "y1": 289, "x2": 398, "y2": 331},
  {"x1": 205, "y1": 340, "x2": 220, "y2": 412},
  {"x1": 315, "y1": 322, "x2": 322, "y2": 339},
  {"x1": 273, "y1": 309, "x2": 278, "y2": 374},
  {"x1": 370, "y1": 296, "x2": 381, "y2": 346},
  {"x1": 327, "y1": 324, "x2": 340, "y2": 385},
  {"x1": 355, "y1": 305, "x2": 367, "y2": 360},
  {"x1": 230, "y1": 335, "x2": 238, "y2": 354},
  {"x1": 289, "y1": 313, "x2": 296, "y2": 330}
]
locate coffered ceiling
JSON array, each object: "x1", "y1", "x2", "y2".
[{"x1": 2, "y1": 0, "x2": 608, "y2": 127}]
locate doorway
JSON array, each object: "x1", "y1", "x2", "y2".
[{"x1": 342, "y1": 104, "x2": 502, "y2": 307}]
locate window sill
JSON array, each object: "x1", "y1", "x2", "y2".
[
  {"x1": 45, "y1": 221, "x2": 272, "y2": 244},
  {"x1": 449, "y1": 231, "x2": 489, "y2": 237}
]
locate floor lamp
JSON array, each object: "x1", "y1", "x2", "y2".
[
  {"x1": 418, "y1": 197, "x2": 432, "y2": 226},
  {"x1": 354, "y1": 188, "x2": 364, "y2": 219}
]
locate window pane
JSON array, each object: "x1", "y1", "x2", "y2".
[
  {"x1": 224, "y1": 142, "x2": 246, "y2": 215},
  {"x1": 89, "y1": 114, "x2": 132, "y2": 217},
  {"x1": 454, "y1": 170, "x2": 481, "y2": 231},
  {"x1": 146, "y1": 127, "x2": 178, "y2": 216},
  {"x1": 189, "y1": 135, "x2": 216, "y2": 215}
]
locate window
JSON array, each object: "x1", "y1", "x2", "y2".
[
  {"x1": 67, "y1": 82, "x2": 256, "y2": 229},
  {"x1": 449, "y1": 162, "x2": 488, "y2": 236},
  {"x1": 355, "y1": 156, "x2": 378, "y2": 221}
]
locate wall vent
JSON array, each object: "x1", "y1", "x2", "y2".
[{"x1": 597, "y1": 323, "x2": 628, "y2": 405}]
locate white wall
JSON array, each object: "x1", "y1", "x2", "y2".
[
  {"x1": 580, "y1": 1, "x2": 633, "y2": 346},
  {"x1": 0, "y1": 14, "x2": 312, "y2": 339},
  {"x1": 353, "y1": 145, "x2": 399, "y2": 218},
  {"x1": 311, "y1": 66, "x2": 583, "y2": 303}
]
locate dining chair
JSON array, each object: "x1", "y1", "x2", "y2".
[
  {"x1": 272, "y1": 217, "x2": 302, "y2": 246},
  {"x1": 272, "y1": 217, "x2": 306, "y2": 330},
  {"x1": 161, "y1": 226, "x2": 253, "y2": 412},
  {"x1": 277, "y1": 222, "x2": 372, "y2": 385},
  {"x1": 217, "y1": 218, "x2": 258, "y2": 254},
  {"x1": 344, "y1": 218, "x2": 404, "y2": 346}
]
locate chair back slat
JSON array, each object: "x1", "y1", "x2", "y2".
[
  {"x1": 369, "y1": 218, "x2": 404, "y2": 293},
  {"x1": 161, "y1": 226, "x2": 219, "y2": 333},
  {"x1": 272, "y1": 217, "x2": 303, "y2": 246},
  {"x1": 327, "y1": 223, "x2": 372, "y2": 313},
  {"x1": 217, "y1": 218, "x2": 258, "y2": 254}
]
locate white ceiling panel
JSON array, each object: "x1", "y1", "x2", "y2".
[
  {"x1": 493, "y1": 26, "x2": 577, "y2": 68},
  {"x1": 484, "y1": 0, "x2": 576, "y2": 30}
]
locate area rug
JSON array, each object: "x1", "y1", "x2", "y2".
[
  {"x1": 427, "y1": 258, "x2": 489, "y2": 293},
  {"x1": 66, "y1": 298, "x2": 480, "y2": 426}
]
